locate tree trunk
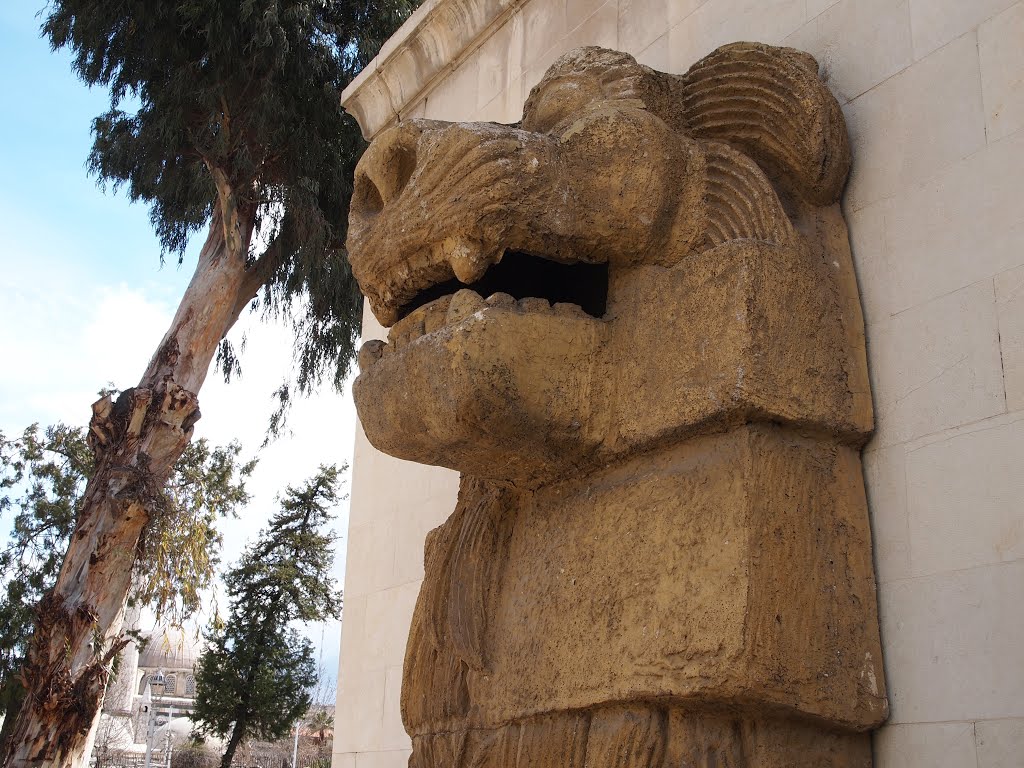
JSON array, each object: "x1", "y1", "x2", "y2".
[
  {"x1": 220, "y1": 724, "x2": 245, "y2": 768},
  {"x1": 1, "y1": 206, "x2": 259, "y2": 768}
]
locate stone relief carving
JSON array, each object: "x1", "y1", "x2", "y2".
[{"x1": 347, "y1": 43, "x2": 888, "y2": 767}]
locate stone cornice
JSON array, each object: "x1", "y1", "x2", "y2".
[{"x1": 341, "y1": 0, "x2": 526, "y2": 139}]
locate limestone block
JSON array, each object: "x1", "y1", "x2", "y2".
[
  {"x1": 878, "y1": 129, "x2": 1024, "y2": 315},
  {"x1": 334, "y1": 664, "x2": 387, "y2": 753},
  {"x1": 344, "y1": 520, "x2": 397, "y2": 598},
  {"x1": 364, "y1": 581, "x2": 421, "y2": 669},
  {"x1": 521, "y1": 40, "x2": 572, "y2": 98},
  {"x1": 996, "y1": 265, "x2": 1024, "y2": 412},
  {"x1": 862, "y1": 444, "x2": 910, "y2": 584},
  {"x1": 505, "y1": 10, "x2": 527, "y2": 83},
  {"x1": 976, "y1": 718, "x2": 1024, "y2": 768},
  {"x1": 567, "y1": 0, "x2": 614, "y2": 27},
  {"x1": 361, "y1": 301, "x2": 387, "y2": 342},
  {"x1": 423, "y1": 59, "x2": 480, "y2": 120},
  {"x1": 400, "y1": 98, "x2": 427, "y2": 123},
  {"x1": 879, "y1": 560, "x2": 1024, "y2": 723},
  {"x1": 332, "y1": 753, "x2": 356, "y2": 768},
  {"x1": 463, "y1": 427, "x2": 886, "y2": 730},
  {"x1": 806, "y1": 0, "x2": 840, "y2": 17},
  {"x1": 474, "y1": 12, "x2": 526, "y2": 113},
  {"x1": 381, "y1": 665, "x2": 411, "y2": 750},
  {"x1": 635, "y1": 34, "x2": 669, "y2": 71},
  {"x1": 784, "y1": 0, "x2": 913, "y2": 102},
  {"x1": 845, "y1": 198, "x2": 893, "y2": 329},
  {"x1": 521, "y1": 0, "x2": 568, "y2": 68},
  {"x1": 666, "y1": 0, "x2": 707, "y2": 27},
  {"x1": 339, "y1": 594, "x2": 368, "y2": 666},
  {"x1": 873, "y1": 722, "x2": 978, "y2": 768},
  {"x1": 379, "y1": 46, "x2": 431, "y2": 114},
  {"x1": 867, "y1": 281, "x2": 1004, "y2": 446},
  {"x1": 564, "y1": 0, "x2": 618, "y2": 52},
  {"x1": 618, "y1": 0, "x2": 666, "y2": 55},
  {"x1": 909, "y1": 0, "x2": 1018, "y2": 60},
  {"x1": 375, "y1": 459, "x2": 456, "y2": 522},
  {"x1": 475, "y1": 92, "x2": 503, "y2": 123},
  {"x1": 475, "y1": 76, "x2": 525, "y2": 123},
  {"x1": 392, "y1": 492, "x2": 452, "y2": 584},
  {"x1": 476, "y1": 86, "x2": 522, "y2": 125},
  {"x1": 347, "y1": 427, "x2": 396, "y2": 529},
  {"x1": 608, "y1": 240, "x2": 873, "y2": 454},
  {"x1": 476, "y1": 24, "x2": 513, "y2": 110},
  {"x1": 667, "y1": 0, "x2": 805, "y2": 71},
  {"x1": 979, "y1": 3, "x2": 1024, "y2": 144},
  {"x1": 906, "y1": 414, "x2": 1024, "y2": 576},
  {"x1": 843, "y1": 31, "x2": 986, "y2": 211},
  {"x1": 340, "y1": 0, "x2": 530, "y2": 138},
  {"x1": 344, "y1": 75, "x2": 397, "y2": 143},
  {"x1": 353, "y1": 750, "x2": 413, "y2": 768}
]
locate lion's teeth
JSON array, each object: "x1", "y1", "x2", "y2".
[
  {"x1": 388, "y1": 295, "x2": 454, "y2": 345},
  {"x1": 372, "y1": 297, "x2": 399, "y2": 328},
  {"x1": 395, "y1": 318, "x2": 424, "y2": 348},
  {"x1": 446, "y1": 289, "x2": 485, "y2": 324},
  {"x1": 451, "y1": 255, "x2": 488, "y2": 284},
  {"x1": 518, "y1": 297, "x2": 550, "y2": 312},
  {"x1": 357, "y1": 339, "x2": 386, "y2": 373},
  {"x1": 486, "y1": 292, "x2": 515, "y2": 307},
  {"x1": 553, "y1": 302, "x2": 587, "y2": 317},
  {"x1": 422, "y1": 297, "x2": 451, "y2": 334},
  {"x1": 438, "y1": 237, "x2": 488, "y2": 284}
]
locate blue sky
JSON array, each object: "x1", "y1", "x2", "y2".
[{"x1": 0, "y1": 2, "x2": 358, "y2": 694}]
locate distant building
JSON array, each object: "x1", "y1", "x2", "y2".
[{"x1": 97, "y1": 618, "x2": 203, "y2": 754}]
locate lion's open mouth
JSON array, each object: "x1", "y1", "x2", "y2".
[
  {"x1": 397, "y1": 251, "x2": 608, "y2": 322},
  {"x1": 357, "y1": 251, "x2": 609, "y2": 370}
]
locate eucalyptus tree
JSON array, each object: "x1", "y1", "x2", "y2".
[
  {"x1": 3, "y1": 1, "x2": 414, "y2": 763},
  {"x1": 192, "y1": 466, "x2": 342, "y2": 768},
  {"x1": 0, "y1": 423, "x2": 253, "y2": 748}
]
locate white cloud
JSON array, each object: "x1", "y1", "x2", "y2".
[{"x1": 0, "y1": 277, "x2": 176, "y2": 428}]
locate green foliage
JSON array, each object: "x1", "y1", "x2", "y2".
[
  {"x1": 192, "y1": 466, "x2": 342, "y2": 763},
  {"x1": 136, "y1": 436, "x2": 258, "y2": 619},
  {"x1": 0, "y1": 423, "x2": 255, "y2": 717},
  {"x1": 0, "y1": 425, "x2": 86, "y2": 717},
  {"x1": 170, "y1": 741, "x2": 218, "y2": 768},
  {"x1": 42, "y1": 0, "x2": 418, "y2": 406},
  {"x1": 305, "y1": 706, "x2": 335, "y2": 745}
]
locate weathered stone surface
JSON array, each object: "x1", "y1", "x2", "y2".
[{"x1": 347, "y1": 43, "x2": 886, "y2": 765}]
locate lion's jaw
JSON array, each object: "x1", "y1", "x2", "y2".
[{"x1": 352, "y1": 288, "x2": 610, "y2": 481}]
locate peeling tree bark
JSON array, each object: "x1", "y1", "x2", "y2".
[{"x1": 1, "y1": 200, "x2": 281, "y2": 768}]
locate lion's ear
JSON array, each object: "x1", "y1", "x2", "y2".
[{"x1": 673, "y1": 42, "x2": 850, "y2": 206}]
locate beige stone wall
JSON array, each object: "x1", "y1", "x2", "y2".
[{"x1": 334, "y1": 1, "x2": 1024, "y2": 766}]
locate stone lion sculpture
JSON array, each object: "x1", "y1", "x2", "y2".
[{"x1": 347, "y1": 43, "x2": 888, "y2": 767}]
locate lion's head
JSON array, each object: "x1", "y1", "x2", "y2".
[{"x1": 347, "y1": 43, "x2": 871, "y2": 484}]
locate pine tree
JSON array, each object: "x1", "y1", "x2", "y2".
[
  {"x1": 191, "y1": 466, "x2": 342, "y2": 768},
  {"x1": 4, "y1": 1, "x2": 414, "y2": 763},
  {"x1": 0, "y1": 423, "x2": 254, "y2": 748}
]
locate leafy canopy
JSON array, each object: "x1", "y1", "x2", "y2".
[
  {"x1": 0, "y1": 422, "x2": 255, "y2": 718},
  {"x1": 43, "y1": 0, "x2": 417, "y2": 398},
  {"x1": 192, "y1": 465, "x2": 342, "y2": 760}
]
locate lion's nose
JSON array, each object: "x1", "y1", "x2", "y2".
[{"x1": 352, "y1": 122, "x2": 427, "y2": 217}]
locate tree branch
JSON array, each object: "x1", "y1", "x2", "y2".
[{"x1": 227, "y1": 235, "x2": 287, "y2": 331}]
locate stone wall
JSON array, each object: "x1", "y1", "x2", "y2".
[{"x1": 333, "y1": 1, "x2": 1024, "y2": 766}]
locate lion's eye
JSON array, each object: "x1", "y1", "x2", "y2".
[
  {"x1": 352, "y1": 129, "x2": 420, "y2": 216},
  {"x1": 354, "y1": 175, "x2": 384, "y2": 216}
]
